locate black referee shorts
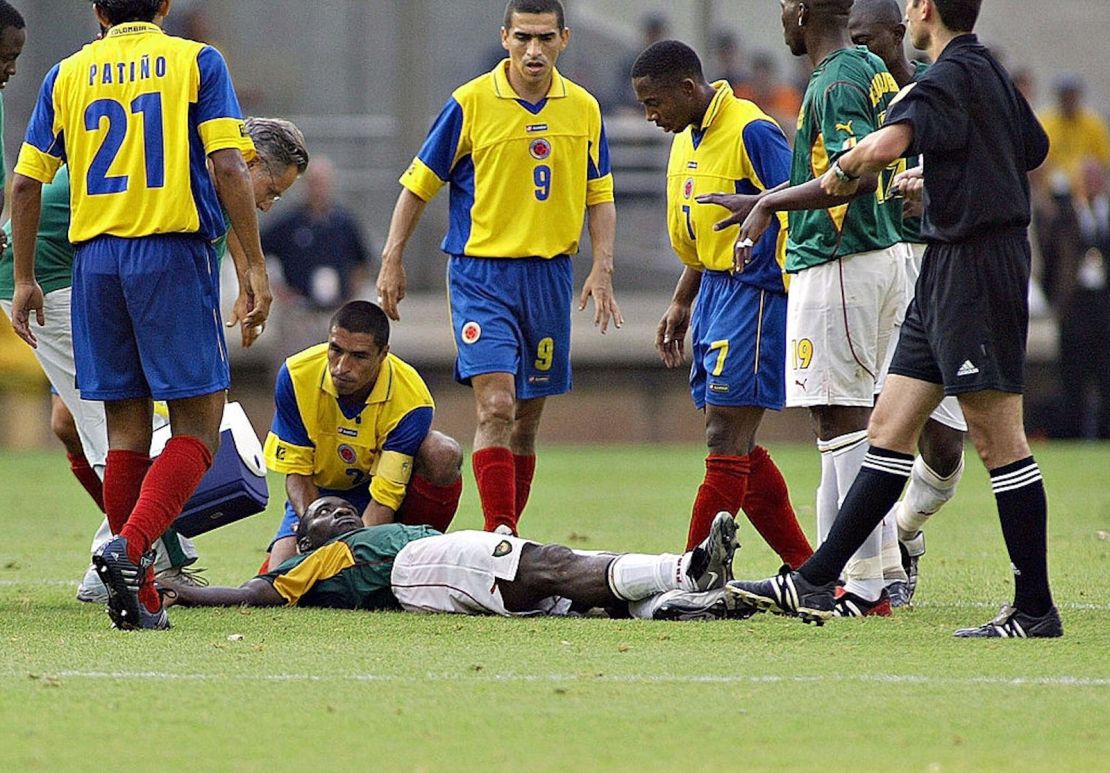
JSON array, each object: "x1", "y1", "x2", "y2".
[{"x1": 889, "y1": 230, "x2": 1030, "y2": 395}]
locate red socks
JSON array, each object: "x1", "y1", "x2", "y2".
[
  {"x1": 472, "y1": 447, "x2": 516, "y2": 533},
  {"x1": 121, "y1": 435, "x2": 212, "y2": 561},
  {"x1": 513, "y1": 454, "x2": 536, "y2": 521},
  {"x1": 399, "y1": 474, "x2": 463, "y2": 533},
  {"x1": 742, "y1": 446, "x2": 813, "y2": 569},
  {"x1": 67, "y1": 452, "x2": 106, "y2": 513},
  {"x1": 103, "y1": 449, "x2": 152, "y2": 535},
  {"x1": 687, "y1": 455, "x2": 751, "y2": 550}
]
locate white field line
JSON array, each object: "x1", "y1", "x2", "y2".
[
  {"x1": 3, "y1": 670, "x2": 1107, "y2": 688},
  {"x1": 2, "y1": 579, "x2": 1110, "y2": 611}
]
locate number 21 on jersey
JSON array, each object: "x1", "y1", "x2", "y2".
[{"x1": 84, "y1": 92, "x2": 165, "y2": 195}]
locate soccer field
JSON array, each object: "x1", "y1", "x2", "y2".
[{"x1": 0, "y1": 442, "x2": 1107, "y2": 771}]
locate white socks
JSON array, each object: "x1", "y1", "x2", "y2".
[
  {"x1": 819, "y1": 431, "x2": 884, "y2": 601},
  {"x1": 895, "y1": 454, "x2": 964, "y2": 539},
  {"x1": 607, "y1": 553, "x2": 696, "y2": 601}
]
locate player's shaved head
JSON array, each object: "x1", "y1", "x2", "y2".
[
  {"x1": 631, "y1": 40, "x2": 705, "y2": 84},
  {"x1": 296, "y1": 497, "x2": 362, "y2": 552},
  {"x1": 330, "y1": 301, "x2": 390, "y2": 349},
  {"x1": 851, "y1": 0, "x2": 902, "y2": 27}
]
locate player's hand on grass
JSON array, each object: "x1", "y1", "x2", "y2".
[
  {"x1": 892, "y1": 167, "x2": 925, "y2": 202},
  {"x1": 376, "y1": 259, "x2": 406, "y2": 321},
  {"x1": 696, "y1": 192, "x2": 761, "y2": 232},
  {"x1": 734, "y1": 202, "x2": 773, "y2": 272},
  {"x1": 10, "y1": 281, "x2": 44, "y2": 348},
  {"x1": 579, "y1": 265, "x2": 622, "y2": 334},
  {"x1": 656, "y1": 302, "x2": 690, "y2": 368}
]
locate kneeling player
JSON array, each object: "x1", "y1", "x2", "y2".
[
  {"x1": 162, "y1": 497, "x2": 744, "y2": 621},
  {"x1": 262, "y1": 301, "x2": 463, "y2": 571}
]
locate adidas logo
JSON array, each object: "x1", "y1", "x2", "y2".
[{"x1": 957, "y1": 360, "x2": 980, "y2": 377}]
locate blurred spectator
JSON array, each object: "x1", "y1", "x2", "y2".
[
  {"x1": 710, "y1": 32, "x2": 748, "y2": 89},
  {"x1": 1039, "y1": 74, "x2": 1110, "y2": 198},
  {"x1": 262, "y1": 156, "x2": 371, "y2": 309},
  {"x1": 612, "y1": 13, "x2": 669, "y2": 112},
  {"x1": 1039, "y1": 162, "x2": 1110, "y2": 438},
  {"x1": 732, "y1": 51, "x2": 803, "y2": 141},
  {"x1": 1013, "y1": 66, "x2": 1036, "y2": 105}
]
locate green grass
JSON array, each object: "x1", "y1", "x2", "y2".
[{"x1": 0, "y1": 442, "x2": 1107, "y2": 771}]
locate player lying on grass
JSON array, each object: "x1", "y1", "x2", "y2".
[{"x1": 160, "y1": 498, "x2": 744, "y2": 621}]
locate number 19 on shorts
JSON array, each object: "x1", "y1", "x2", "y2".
[{"x1": 791, "y1": 338, "x2": 814, "y2": 370}]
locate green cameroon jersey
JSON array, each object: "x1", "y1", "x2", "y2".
[
  {"x1": 898, "y1": 60, "x2": 932, "y2": 244},
  {"x1": 786, "y1": 46, "x2": 903, "y2": 272},
  {"x1": 260, "y1": 523, "x2": 439, "y2": 610},
  {"x1": 0, "y1": 166, "x2": 75, "y2": 301},
  {"x1": 0, "y1": 91, "x2": 6, "y2": 190}
]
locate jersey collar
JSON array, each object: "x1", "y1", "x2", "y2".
[
  {"x1": 321, "y1": 355, "x2": 395, "y2": 405},
  {"x1": 698, "y1": 81, "x2": 733, "y2": 132},
  {"x1": 491, "y1": 59, "x2": 568, "y2": 102},
  {"x1": 105, "y1": 22, "x2": 165, "y2": 39}
]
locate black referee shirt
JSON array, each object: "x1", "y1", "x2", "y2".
[{"x1": 885, "y1": 34, "x2": 1049, "y2": 243}]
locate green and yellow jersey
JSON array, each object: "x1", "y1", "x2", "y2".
[
  {"x1": 0, "y1": 167, "x2": 74, "y2": 300},
  {"x1": 260, "y1": 524, "x2": 439, "y2": 609},
  {"x1": 263, "y1": 347, "x2": 435, "y2": 511},
  {"x1": 667, "y1": 81, "x2": 791, "y2": 292},
  {"x1": 400, "y1": 60, "x2": 613, "y2": 259},
  {"x1": 786, "y1": 46, "x2": 902, "y2": 272}
]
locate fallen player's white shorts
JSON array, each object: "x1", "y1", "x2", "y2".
[
  {"x1": 785, "y1": 244, "x2": 908, "y2": 408},
  {"x1": 878, "y1": 243, "x2": 968, "y2": 432},
  {"x1": 390, "y1": 530, "x2": 571, "y2": 616}
]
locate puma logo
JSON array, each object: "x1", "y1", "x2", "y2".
[{"x1": 835, "y1": 121, "x2": 854, "y2": 134}]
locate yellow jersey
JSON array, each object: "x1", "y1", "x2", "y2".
[
  {"x1": 263, "y1": 347, "x2": 435, "y2": 511},
  {"x1": 15, "y1": 22, "x2": 254, "y2": 244},
  {"x1": 667, "y1": 82, "x2": 791, "y2": 292},
  {"x1": 400, "y1": 60, "x2": 613, "y2": 259}
]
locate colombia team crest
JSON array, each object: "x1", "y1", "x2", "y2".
[
  {"x1": 461, "y1": 321, "x2": 482, "y2": 344},
  {"x1": 683, "y1": 178, "x2": 695, "y2": 199},
  {"x1": 337, "y1": 444, "x2": 358, "y2": 465},
  {"x1": 529, "y1": 138, "x2": 552, "y2": 160}
]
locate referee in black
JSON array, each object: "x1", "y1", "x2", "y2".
[{"x1": 727, "y1": 0, "x2": 1061, "y2": 637}]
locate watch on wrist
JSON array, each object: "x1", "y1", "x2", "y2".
[{"x1": 832, "y1": 159, "x2": 859, "y2": 183}]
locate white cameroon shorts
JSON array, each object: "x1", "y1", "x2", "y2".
[
  {"x1": 878, "y1": 242, "x2": 968, "y2": 432},
  {"x1": 390, "y1": 531, "x2": 571, "y2": 617},
  {"x1": 785, "y1": 244, "x2": 909, "y2": 408}
]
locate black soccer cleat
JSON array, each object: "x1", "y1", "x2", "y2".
[
  {"x1": 652, "y1": 588, "x2": 757, "y2": 621},
  {"x1": 726, "y1": 565, "x2": 835, "y2": 625},
  {"x1": 93, "y1": 536, "x2": 170, "y2": 631},
  {"x1": 898, "y1": 530, "x2": 926, "y2": 603},
  {"x1": 687, "y1": 512, "x2": 739, "y2": 591},
  {"x1": 953, "y1": 605, "x2": 1063, "y2": 639}
]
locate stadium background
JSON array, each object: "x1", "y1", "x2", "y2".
[{"x1": 1, "y1": 0, "x2": 1105, "y2": 445}]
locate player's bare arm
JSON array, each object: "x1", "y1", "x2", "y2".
[
  {"x1": 8, "y1": 172, "x2": 45, "y2": 346},
  {"x1": 224, "y1": 229, "x2": 260, "y2": 349},
  {"x1": 377, "y1": 189, "x2": 429, "y2": 322},
  {"x1": 656, "y1": 267, "x2": 701, "y2": 369},
  {"x1": 285, "y1": 473, "x2": 321, "y2": 518},
  {"x1": 580, "y1": 201, "x2": 622, "y2": 333},
  {"x1": 821, "y1": 122, "x2": 914, "y2": 197},
  {"x1": 696, "y1": 182, "x2": 789, "y2": 232},
  {"x1": 361, "y1": 499, "x2": 395, "y2": 528},
  {"x1": 161, "y1": 577, "x2": 284, "y2": 608},
  {"x1": 735, "y1": 176, "x2": 880, "y2": 270},
  {"x1": 212, "y1": 148, "x2": 272, "y2": 332}
]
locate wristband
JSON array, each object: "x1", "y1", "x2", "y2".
[{"x1": 831, "y1": 159, "x2": 859, "y2": 183}]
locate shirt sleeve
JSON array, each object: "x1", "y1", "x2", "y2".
[
  {"x1": 369, "y1": 406, "x2": 434, "y2": 511},
  {"x1": 818, "y1": 79, "x2": 880, "y2": 162},
  {"x1": 586, "y1": 118, "x2": 615, "y2": 206},
  {"x1": 741, "y1": 119, "x2": 792, "y2": 190},
  {"x1": 400, "y1": 97, "x2": 467, "y2": 202},
  {"x1": 885, "y1": 64, "x2": 969, "y2": 156},
  {"x1": 195, "y1": 46, "x2": 255, "y2": 161},
  {"x1": 14, "y1": 64, "x2": 65, "y2": 184},
  {"x1": 1017, "y1": 93, "x2": 1050, "y2": 172},
  {"x1": 262, "y1": 363, "x2": 316, "y2": 475}
]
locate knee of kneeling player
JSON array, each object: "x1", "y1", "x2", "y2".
[{"x1": 415, "y1": 432, "x2": 463, "y2": 485}]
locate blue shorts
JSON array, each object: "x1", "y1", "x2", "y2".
[
  {"x1": 447, "y1": 255, "x2": 573, "y2": 399},
  {"x1": 72, "y1": 234, "x2": 229, "y2": 401},
  {"x1": 689, "y1": 271, "x2": 786, "y2": 410},
  {"x1": 270, "y1": 484, "x2": 374, "y2": 549}
]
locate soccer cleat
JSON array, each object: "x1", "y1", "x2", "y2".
[
  {"x1": 899, "y1": 530, "x2": 926, "y2": 602},
  {"x1": 687, "y1": 512, "x2": 739, "y2": 591},
  {"x1": 652, "y1": 588, "x2": 756, "y2": 621},
  {"x1": 156, "y1": 564, "x2": 209, "y2": 589},
  {"x1": 726, "y1": 565, "x2": 835, "y2": 625},
  {"x1": 493, "y1": 523, "x2": 516, "y2": 537},
  {"x1": 953, "y1": 605, "x2": 1064, "y2": 638},
  {"x1": 76, "y1": 564, "x2": 109, "y2": 604},
  {"x1": 92, "y1": 536, "x2": 170, "y2": 631},
  {"x1": 834, "y1": 587, "x2": 893, "y2": 617},
  {"x1": 886, "y1": 580, "x2": 912, "y2": 609}
]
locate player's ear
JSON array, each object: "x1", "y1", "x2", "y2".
[
  {"x1": 560, "y1": 26, "x2": 571, "y2": 49},
  {"x1": 500, "y1": 26, "x2": 510, "y2": 52}
]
